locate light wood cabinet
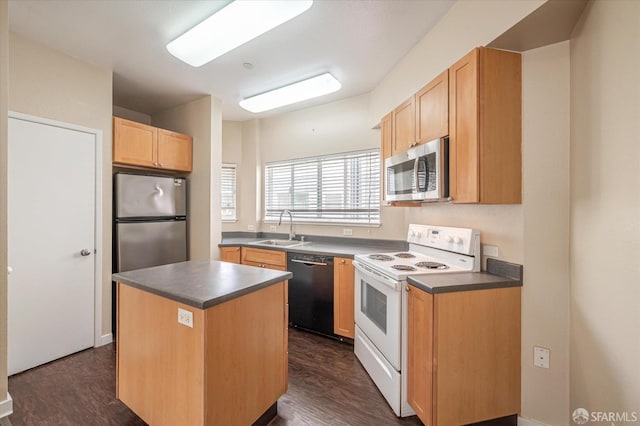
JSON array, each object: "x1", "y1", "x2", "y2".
[
  {"x1": 380, "y1": 112, "x2": 393, "y2": 202},
  {"x1": 333, "y1": 257, "x2": 354, "y2": 339},
  {"x1": 407, "y1": 285, "x2": 521, "y2": 425},
  {"x1": 415, "y1": 70, "x2": 449, "y2": 144},
  {"x1": 117, "y1": 281, "x2": 287, "y2": 425},
  {"x1": 449, "y1": 47, "x2": 521, "y2": 204},
  {"x1": 157, "y1": 128, "x2": 193, "y2": 172},
  {"x1": 241, "y1": 247, "x2": 286, "y2": 270},
  {"x1": 220, "y1": 246, "x2": 241, "y2": 264},
  {"x1": 113, "y1": 117, "x2": 193, "y2": 172},
  {"x1": 392, "y1": 97, "x2": 415, "y2": 155}
]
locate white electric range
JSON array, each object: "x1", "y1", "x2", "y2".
[{"x1": 352, "y1": 224, "x2": 480, "y2": 417}]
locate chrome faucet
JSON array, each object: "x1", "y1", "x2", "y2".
[{"x1": 278, "y1": 210, "x2": 296, "y2": 240}]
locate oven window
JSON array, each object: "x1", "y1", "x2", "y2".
[{"x1": 360, "y1": 280, "x2": 387, "y2": 333}]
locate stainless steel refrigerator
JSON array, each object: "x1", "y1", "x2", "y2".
[{"x1": 114, "y1": 173, "x2": 188, "y2": 273}]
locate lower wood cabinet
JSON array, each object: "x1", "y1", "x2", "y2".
[
  {"x1": 220, "y1": 246, "x2": 241, "y2": 264},
  {"x1": 117, "y1": 282, "x2": 287, "y2": 425},
  {"x1": 333, "y1": 257, "x2": 354, "y2": 339},
  {"x1": 241, "y1": 247, "x2": 286, "y2": 271},
  {"x1": 407, "y1": 285, "x2": 521, "y2": 425}
]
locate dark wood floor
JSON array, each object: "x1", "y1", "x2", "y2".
[{"x1": 8, "y1": 328, "x2": 421, "y2": 426}]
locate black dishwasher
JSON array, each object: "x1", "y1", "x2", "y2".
[{"x1": 287, "y1": 253, "x2": 335, "y2": 338}]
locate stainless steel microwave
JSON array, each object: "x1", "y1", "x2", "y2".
[{"x1": 385, "y1": 138, "x2": 449, "y2": 202}]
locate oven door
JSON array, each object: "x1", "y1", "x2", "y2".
[{"x1": 353, "y1": 261, "x2": 402, "y2": 370}]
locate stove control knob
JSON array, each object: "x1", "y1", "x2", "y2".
[
  {"x1": 454, "y1": 236, "x2": 463, "y2": 244},
  {"x1": 446, "y1": 236, "x2": 454, "y2": 243}
]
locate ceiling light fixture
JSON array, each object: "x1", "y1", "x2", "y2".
[
  {"x1": 239, "y1": 73, "x2": 342, "y2": 113},
  {"x1": 167, "y1": 0, "x2": 313, "y2": 67}
]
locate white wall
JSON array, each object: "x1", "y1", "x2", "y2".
[
  {"x1": 7, "y1": 32, "x2": 113, "y2": 338},
  {"x1": 153, "y1": 96, "x2": 223, "y2": 260},
  {"x1": 570, "y1": 0, "x2": 640, "y2": 418},
  {"x1": 370, "y1": 0, "x2": 545, "y2": 125},
  {"x1": 112, "y1": 105, "x2": 151, "y2": 125},
  {"x1": 0, "y1": 0, "x2": 9, "y2": 404},
  {"x1": 521, "y1": 41, "x2": 571, "y2": 425}
]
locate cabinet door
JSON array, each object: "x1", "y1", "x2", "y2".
[
  {"x1": 333, "y1": 257, "x2": 354, "y2": 339},
  {"x1": 416, "y1": 70, "x2": 449, "y2": 144},
  {"x1": 220, "y1": 246, "x2": 241, "y2": 264},
  {"x1": 242, "y1": 247, "x2": 286, "y2": 268},
  {"x1": 157, "y1": 129, "x2": 193, "y2": 172},
  {"x1": 380, "y1": 112, "x2": 393, "y2": 202},
  {"x1": 113, "y1": 117, "x2": 157, "y2": 168},
  {"x1": 449, "y1": 48, "x2": 479, "y2": 203},
  {"x1": 392, "y1": 97, "x2": 416, "y2": 155},
  {"x1": 407, "y1": 285, "x2": 433, "y2": 425}
]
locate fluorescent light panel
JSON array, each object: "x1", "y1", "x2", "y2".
[
  {"x1": 239, "y1": 73, "x2": 342, "y2": 113},
  {"x1": 167, "y1": 0, "x2": 313, "y2": 67}
]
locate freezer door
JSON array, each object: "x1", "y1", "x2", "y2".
[
  {"x1": 115, "y1": 173, "x2": 186, "y2": 218},
  {"x1": 116, "y1": 220, "x2": 187, "y2": 272}
]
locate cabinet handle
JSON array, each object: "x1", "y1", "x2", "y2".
[
  {"x1": 405, "y1": 286, "x2": 411, "y2": 292},
  {"x1": 159, "y1": 163, "x2": 164, "y2": 167},
  {"x1": 340, "y1": 259, "x2": 345, "y2": 264},
  {"x1": 153, "y1": 162, "x2": 159, "y2": 166}
]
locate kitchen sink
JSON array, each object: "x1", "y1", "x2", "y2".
[{"x1": 252, "y1": 239, "x2": 304, "y2": 248}]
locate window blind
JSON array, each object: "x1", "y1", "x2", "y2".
[
  {"x1": 264, "y1": 149, "x2": 380, "y2": 225},
  {"x1": 221, "y1": 164, "x2": 237, "y2": 221}
]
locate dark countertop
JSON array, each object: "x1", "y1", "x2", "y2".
[
  {"x1": 407, "y1": 272, "x2": 521, "y2": 294},
  {"x1": 407, "y1": 258, "x2": 523, "y2": 294},
  {"x1": 113, "y1": 260, "x2": 292, "y2": 309},
  {"x1": 220, "y1": 233, "x2": 408, "y2": 258}
]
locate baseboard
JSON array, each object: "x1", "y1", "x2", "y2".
[
  {"x1": 518, "y1": 416, "x2": 547, "y2": 426},
  {"x1": 0, "y1": 393, "x2": 13, "y2": 418},
  {"x1": 96, "y1": 333, "x2": 113, "y2": 347}
]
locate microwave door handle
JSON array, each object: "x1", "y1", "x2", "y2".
[
  {"x1": 415, "y1": 157, "x2": 428, "y2": 192},
  {"x1": 414, "y1": 157, "x2": 420, "y2": 193}
]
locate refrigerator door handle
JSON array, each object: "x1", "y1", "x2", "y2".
[{"x1": 154, "y1": 185, "x2": 164, "y2": 197}]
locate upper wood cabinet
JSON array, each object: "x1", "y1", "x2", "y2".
[
  {"x1": 415, "y1": 70, "x2": 449, "y2": 144},
  {"x1": 391, "y1": 97, "x2": 415, "y2": 155},
  {"x1": 407, "y1": 284, "x2": 521, "y2": 425},
  {"x1": 449, "y1": 47, "x2": 521, "y2": 204},
  {"x1": 333, "y1": 257, "x2": 354, "y2": 339},
  {"x1": 113, "y1": 117, "x2": 193, "y2": 172},
  {"x1": 220, "y1": 246, "x2": 241, "y2": 264},
  {"x1": 157, "y1": 128, "x2": 193, "y2": 172},
  {"x1": 113, "y1": 117, "x2": 157, "y2": 168},
  {"x1": 380, "y1": 112, "x2": 393, "y2": 202}
]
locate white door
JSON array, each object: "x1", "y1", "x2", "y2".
[{"x1": 8, "y1": 116, "x2": 96, "y2": 375}]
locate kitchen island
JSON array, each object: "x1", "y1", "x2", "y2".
[{"x1": 113, "y1": 260, "x2": 292, "y2": 426}]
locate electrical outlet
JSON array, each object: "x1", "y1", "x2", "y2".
[
  {"x1": 178, "y1": 308, "x2": 193, "y2": 328},
  {"x1": 270, "y1": 225, "x2": 277, "y2": 232},
  {"x1": 247, "y1": 225, "x2": 255, "y2": 231},
  {"x1": 534, "y1": 346, "x2": 550, "y2": 368},
  {"x1": 482, "y1": 244, "x2": 499, "y2": 257},
  {"x1": 343, "y1": 229, "x2": 353, "y2": 236}
]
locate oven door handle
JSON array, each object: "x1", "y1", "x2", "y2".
[{"x1": 353, "y1": 261, "x2": 401, "y2": 291}]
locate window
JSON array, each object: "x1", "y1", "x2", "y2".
[
  {"x1": 264, "y1": 149, "x2": 380, "y2": 225},
  {"x1": 221, "y1": 163, "x2": 237, "y2": 221}
]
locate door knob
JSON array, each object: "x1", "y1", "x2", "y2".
[{"x1": 80, "y1": 249, "x2": 92, "y2": 256}]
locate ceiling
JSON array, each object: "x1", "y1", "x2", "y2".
[{"x1": 8, "y1": 0, "x2": 455, "y2": 121}]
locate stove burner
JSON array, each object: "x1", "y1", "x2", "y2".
[
  {"x1": 394, "y1": 253, "x2": 416, "y2": 259},
  {"x1": 391, "y1": 264, "x2": 417, "y2": 271},
  {"x1": 368, "y1": 254, "x2": 394, "y2": 261},
  {"x1": 415, "y1": 261, "x2": 449, "y2": 270}
]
